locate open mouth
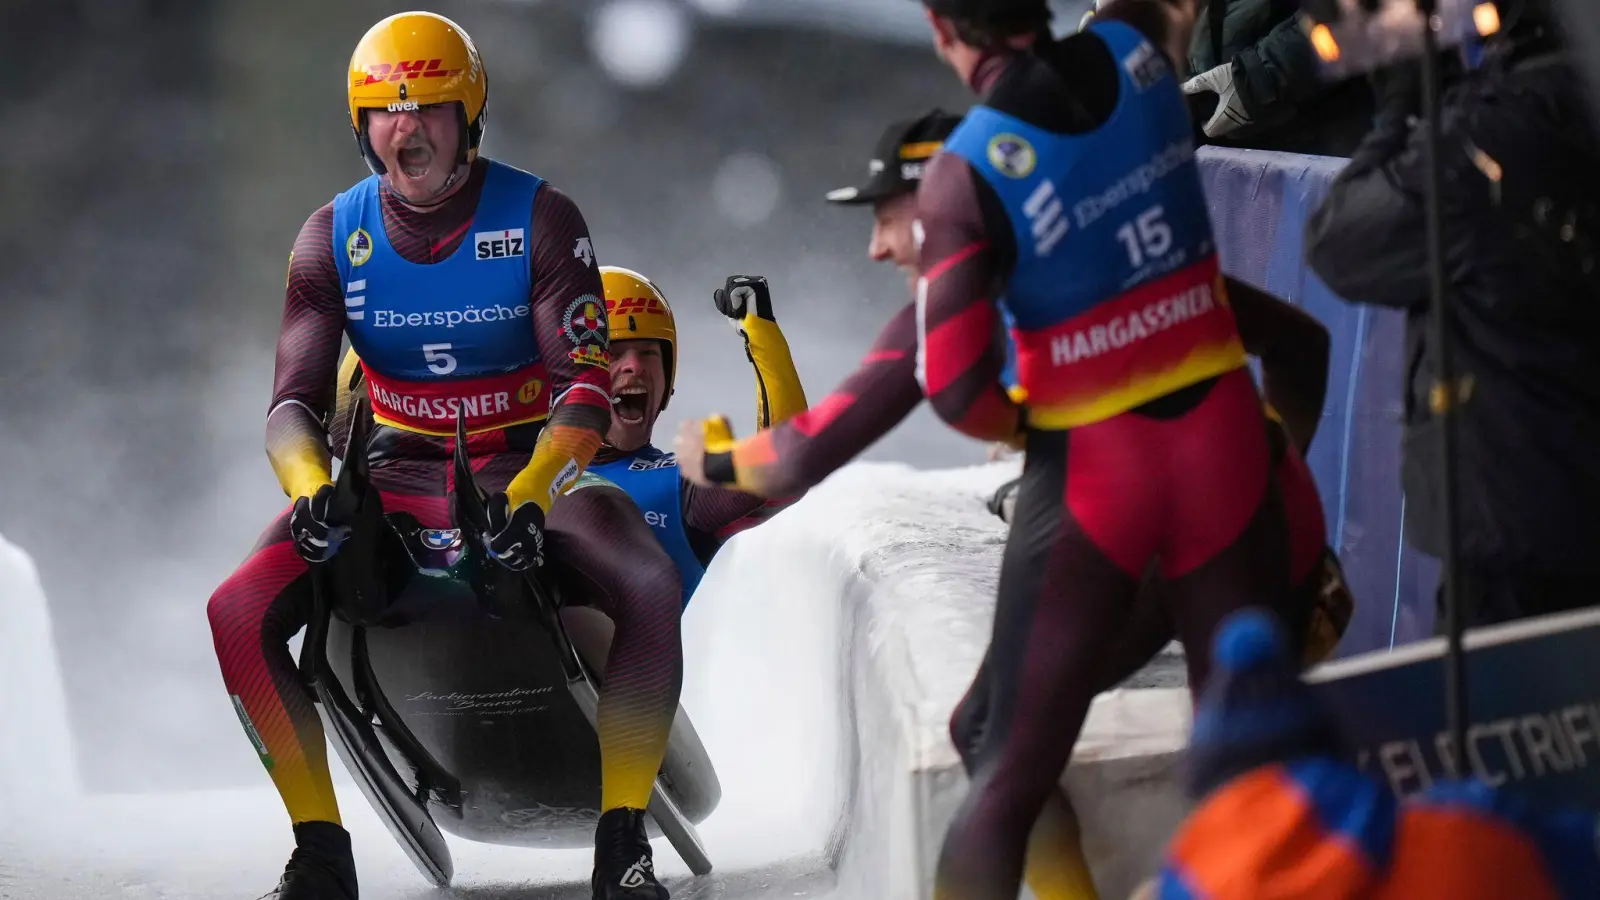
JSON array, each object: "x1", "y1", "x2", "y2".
[
  {"x1": 398, "y1": 145, "x2": 432, "y2": 180},
  {"x1": 611, "y1": 386, "x2": 650, "y2": 426}
]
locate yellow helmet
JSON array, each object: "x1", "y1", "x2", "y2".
[
  {"x1": 601, "y1": 266, "x2": 678, "y2": 412},
  {"x1": 346, "y1": 11, "x2": 488, "y2": 175}
]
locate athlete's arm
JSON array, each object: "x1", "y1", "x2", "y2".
[
  {"x1": 682, "y1": 303, "x2": 925, "y2": 499},
  {"x1": 741, "y1": 311, "x2": 808, "y2": 429},
  {"x1": 681, "y1": 481, "x2": 766, "y2": 546},
  {"x1": 266, "y1": 204, "x2": 347, "y2": 500},
  {"x1": 678, "y1": 304, "x2": 813, "y2": 544},
  {"x1": 914, "y1": 153, "x2": 1025, "y2": 444},
  {"x1": 502, "y1": 186, "x2": 612, "y2": 514},
  {"x1": 1225, "y1": 276, "x2": 1330, "y2": 453}
]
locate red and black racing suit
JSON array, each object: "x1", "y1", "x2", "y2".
[
  {"x1": 701, "y1": 228, "x2": 1329, "y2": 900},
  {"x1": 207, "y1": 158, "x2": 684, "y2": 830},
  {"x1": 913, "y1": 13, "x2": 1308, "y2": 899}
]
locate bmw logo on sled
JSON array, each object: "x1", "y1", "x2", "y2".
[
  {"x1": 419, "y1": 528, "x2": 462, "y2": 552},
  {"x1": 295, "y1": 404, "x2": 719, "y2": 887}
]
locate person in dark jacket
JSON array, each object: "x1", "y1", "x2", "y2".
[
  {"x1": 1077, "y1": 0, "x2": 1373, "y2": 156},
  {"x1": 1182, "y1": 0, "x2": 1374, "y2": 155},
  {"x1": 1304, "y1": 0, "x2": 1600, "y2": 632}
]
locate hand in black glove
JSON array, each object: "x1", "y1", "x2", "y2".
[
  {"x1": 290, "y1": 483, "x2": 347, "y2": 563},
  {"x1": 485, "y1": 492, "x2": 546, "y2": 571},
  {"x1": 986, "y1": 476, "x2": 1022, "y2": 525},
  {"x1": 714, "y1": 275, "x2": 776, "y2": 323}
]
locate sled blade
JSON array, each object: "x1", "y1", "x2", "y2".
[
  {"x1": 314, "y1": 670, "x2": 455, "y2": 887},
  {"x1": 303, "y1": 565, "x2": 454, "y2": 887}
]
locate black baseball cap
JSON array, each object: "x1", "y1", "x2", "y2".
[{"x1": 825, "y1": 109, "x2": 966, "y2": 205}]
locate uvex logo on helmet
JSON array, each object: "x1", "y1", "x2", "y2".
[{"x1": 359, "y1": 59, "x2": 465, "y2": 86}]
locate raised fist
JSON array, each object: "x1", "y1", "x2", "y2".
[{"x1": 714, "y1": 275, "x2": 776, "y2": 323}]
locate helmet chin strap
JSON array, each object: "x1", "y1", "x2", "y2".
[{"x1": 390, "y1": 162, "x2": 469, "y2": 209}]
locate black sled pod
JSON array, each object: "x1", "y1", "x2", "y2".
[{"x1": 297, "y1": 404, "x2": 719, "y2": 887}]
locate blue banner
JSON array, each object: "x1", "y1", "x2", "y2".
[
  {"x1": 1307, "y1": 608, "x2": 1600, "y2": 810},
  {"x1": 1197, "y1": 147, "x2": 1439, "y2": 656}
]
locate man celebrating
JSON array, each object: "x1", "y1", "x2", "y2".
[
  {"x1": 671, "y1": 111, "x2": 971, "y2": 501},
  {"x1": 327, "y1": 267, "x2": 811, "y2": 606},
  {"x1": 907, "y1": 2, "x2": 1301, "y2": 898},
  {"x1": 578, "y1": 268, "x2": 809, "y2": 598},
  {"x1": 678, "y1": 92, "x2": 1345, "y2": 898},
  {"x1": 207, "y1": 13, "x2": 687, "y2": 899},
  {"x1": 826, "y1": 110, "x2": 968, "y2": 278}
]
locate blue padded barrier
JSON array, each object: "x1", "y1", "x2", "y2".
[{"x1": 1197, "y1": 147, "x2": 1440, "y2": 654}]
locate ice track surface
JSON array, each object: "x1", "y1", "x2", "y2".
[{"x1": 0, "y1": 461, "x2": 1188, "y2": 898}]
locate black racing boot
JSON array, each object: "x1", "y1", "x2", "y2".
[
  {"x1": 259, "y1": 821, "x2": 358, "y2": 900},
  {"x1": 591, "y1": 808, "x2": 669, "y2": 899}
]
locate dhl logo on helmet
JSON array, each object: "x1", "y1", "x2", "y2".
[
  {"x1": 344, "y1": 13, "x2": 487, "y2": 176},
  {"x1": 612, "y1": 296, "x2": 668, "y2": 318},
  {"x1": 357, "y1": 59, "x2": 465, "y2": 86}
]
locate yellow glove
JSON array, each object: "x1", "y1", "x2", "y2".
[{"x1": 675, "y1": 415, "x2": 736, "y2": 487}]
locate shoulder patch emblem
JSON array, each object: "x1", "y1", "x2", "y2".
[
  {"x1": 346, "y1": 229, "x2": 373, "y2": 267},
  {"x1": 987, "y1": 134, "x2": 1037, "y2": 179}
]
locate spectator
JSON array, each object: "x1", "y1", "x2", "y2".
[
  {"x1": 1076, "y1": 0, "x2": 1373, "y2": 155},
  {"x1": 1304, "y1": 0, "x2": 1600, "y2": 631},
  {"x1": 1182, "y1": 0, "x2": 1374, "y2": 156},
  {"x1": 1151, "y1": 608, "x2": 1600, "y2": 899}
]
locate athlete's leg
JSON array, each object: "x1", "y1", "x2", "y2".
[
  {"x1": 542, "y1": 483, "x2": 684, "y2": 813},
  {"x1": 949, "y1": 652, "x2": 1095, "y2": 900},
  {"x1": 934, "y1": 425, "x2": 1161, "y2": 900},
  {"x1": 1157, "y1": 369, "x2": 1296, "y2": 691},
  {"x1": 208, "y1": 510, "x2": 361, "y2": 898},
  {"x1": 948, "y1": 574, "x2": 1175, "y2": 900},
  {"x1": 1273, "y1": 423, "x2": 1328, "y2": 595},
  {"x1": 1167, "y1": 486, "x2": 1294, "y2": 690},
  {"x1": 1094, "y1": 572, "x2": 1181, "y2": 692},
  {"x1": 207, "y1": 511, "x2": 338, "y2": 827},
  {"x1": 207, "y1": 485, "x2": 451, "y2": 797},
  {"x1": 208, "y1": 435, "x2": 461, "y2": 893},
  {"x1": 1274, "y1": 428, "x2": 1331, "y2": 663},
  {"x1": 537, "y1": 480, "x2": 683, "y2": 898},
  {"x1": 454, "y1": 441, "x2": 684, "y2": 818}
]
